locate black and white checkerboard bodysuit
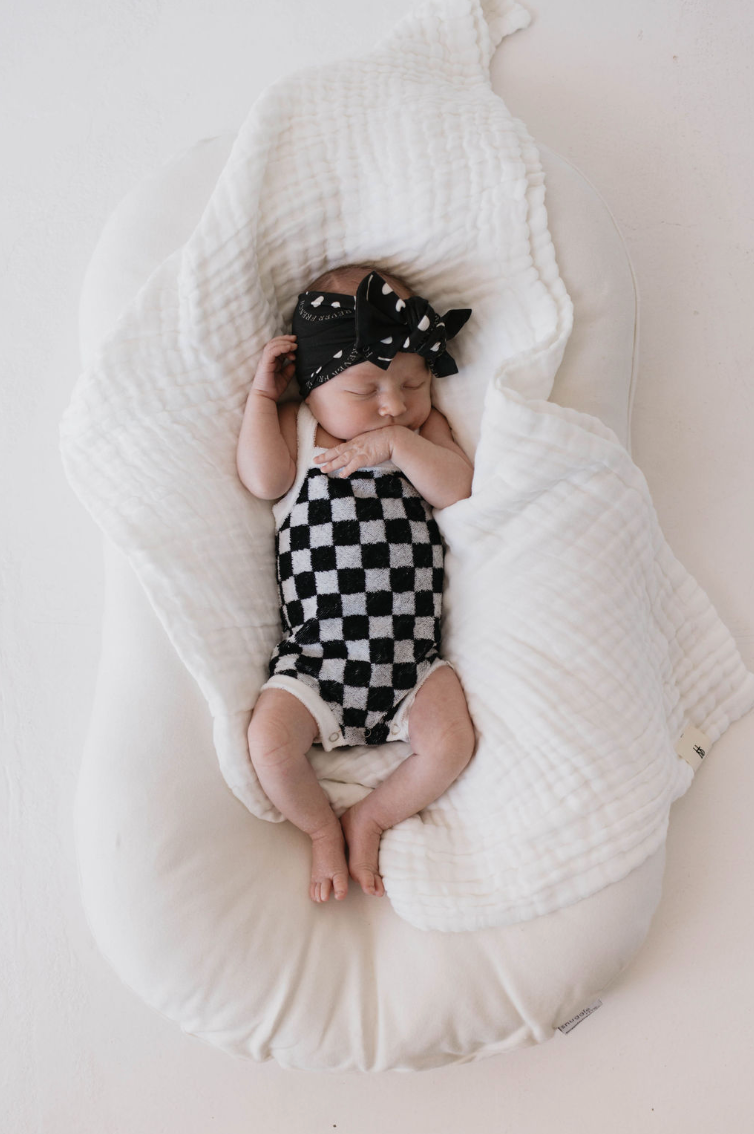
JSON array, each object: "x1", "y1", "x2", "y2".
[{"x1": 260, "y1": 400, "x2": 453, "y2": 751}]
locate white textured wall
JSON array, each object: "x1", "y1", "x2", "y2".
[{"x1": 3, "y1": 1, "x2": 753, "y2": 1131}]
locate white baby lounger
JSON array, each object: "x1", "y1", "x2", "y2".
[
  {"x1": 74, "y1": 133, "x2": 660, "y2": 1071},
  {"x1": 64, "y1": 0, "x2": 754, "y2": 1072}
]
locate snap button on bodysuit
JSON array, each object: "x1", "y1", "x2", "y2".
[{"x1": 329, "y1": 732, "x2": 339, "y2": 743}]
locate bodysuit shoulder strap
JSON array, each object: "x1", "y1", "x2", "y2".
[
  {"x1": 297, "y1": 398, "x2": 319, "y2": 462},
  {"x1": 271, "y1": 400, "x2": 318, "y2": 529}
]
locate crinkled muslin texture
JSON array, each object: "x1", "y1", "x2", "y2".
[{"x1": 60, "y1": 0, "x2": 754, "y2": 932}]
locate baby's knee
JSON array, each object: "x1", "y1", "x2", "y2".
[
  {"x1": 438, "y1": 712, "x2": 476, "y2": 771},
  {"x1": 248, "y1": 723, "x2": 299, "y2": 771},
  {"x1": 410, "y1": 710, "x2": 475, "y2": 780},
  {"x1": 247, "y1": 690, "x2": 316, "y2": 770},
  {"x1": 409, "y1": 670, "x2": 476, "y2": 770}
]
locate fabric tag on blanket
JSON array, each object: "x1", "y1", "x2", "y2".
[
  {"x1": 675, "y1": 725, "x2": 711, "y2": 772},
  {"x1": 557, "y1": 1000, "x2": 603, "y2": 1034}
]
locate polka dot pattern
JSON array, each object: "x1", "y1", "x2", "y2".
[{"x1": 290, "y1": 270, "x2": 472, "y2": 397}]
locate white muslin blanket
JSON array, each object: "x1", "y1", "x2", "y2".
[{"x1": 60, "y1": 0, "x2": 754, "y2": 932}]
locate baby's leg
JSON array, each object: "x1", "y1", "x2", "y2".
[
  {"x1": 248, "y1": 688, "x2": 349, "y2": 903},
  {"x1": 340, "y1": 665, "x2": 476, "y2": 897}
]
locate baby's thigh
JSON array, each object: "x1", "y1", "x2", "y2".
[
  {"x1": 407, "y1": 665, "x2": 476, "y2": 760},
  {"x1": 247, "y1": 688, "x2": 319, "y2": 765}
]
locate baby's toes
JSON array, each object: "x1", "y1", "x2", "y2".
[
  {"x1": 310, "y1": 828, "x2": 349, "y2": 903},
  {"x1": 350, "y1": 863, "x2": 385, "y2": 897},
  {"x1": 310, "y1": 878, "x2": 328, "y2": 903},
  {"x1": 332, "y1": 871, "x2": 349, "y2": 901},
  {"x1": 310, "y1": 870, "x2": 350, "y2": 903},
  {"x1": 367, "y1": 870, "x2": 385, "y2": 897}
]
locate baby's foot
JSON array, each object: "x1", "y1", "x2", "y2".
[
  {"x1": 310, "y1": 825, "x2": 349, "y2": 903},
  {"x1": 340, "y1": 804, "x2": 386, "y2": 897}
]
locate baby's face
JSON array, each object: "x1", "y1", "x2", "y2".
[{"x1": 305, "y1": 352, "x2": 432, "y2": 440}]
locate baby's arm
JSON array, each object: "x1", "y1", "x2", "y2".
[
  {"x1": 237, "y1": 335, "x2": 298, "y2": 500},
  {"x1": 390, "y1": 409, "x2": 473, "y2": 509}
]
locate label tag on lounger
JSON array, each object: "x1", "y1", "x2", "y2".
[
  {"x1": 675, "y1": 725, "x2": 711, "y2": 772},
  {"x1": 557, "y1": 1000, "x2": 603, "y2": 1034}
]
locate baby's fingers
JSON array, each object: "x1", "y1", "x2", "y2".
[
  {"x1": 314, "y1": 445, "x2": 346, "y2": 465},
  {"x1": 334, "y1": 454, "x2": 363, "y2": 476},
  {"x1": 266, "y1": 337, "x2": 297, "y2": 355},
  {"x1": 321, "y1": 453, "x2": 351, "y2": 471},
  {"x1": 318, "y1": 448, "x2": 364, "y2": 476}
]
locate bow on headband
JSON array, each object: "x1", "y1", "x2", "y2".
[{"x1": 291, "y1": 270, "x2": 472, "y2": 397}]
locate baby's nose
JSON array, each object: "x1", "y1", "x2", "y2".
[{"x1": 378, "y1": 389, "x2": 405, "y2": 416}]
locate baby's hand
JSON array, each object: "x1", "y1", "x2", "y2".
[
  {"x1": 314, "y1": 426, "x2": 396, "y2": 476},
  {"x1": 251, "y1": 335, "x2": 298, "y2": 402}
]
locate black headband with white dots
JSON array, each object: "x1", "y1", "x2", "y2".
[{"x1": 290, "y1": 270, "x2": 472, "y2": 397}]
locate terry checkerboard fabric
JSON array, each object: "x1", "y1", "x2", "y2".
[{"x1": 267, "y1": 403, "x2": 445, "y2": 747}]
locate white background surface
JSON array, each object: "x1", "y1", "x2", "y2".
[{"x1": 3, "y1": 1, "x2": 753, "y2": 1131}]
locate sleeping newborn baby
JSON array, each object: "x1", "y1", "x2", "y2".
[{"x1": 237, "y1": 265, "x2": 477, "y2": 903}]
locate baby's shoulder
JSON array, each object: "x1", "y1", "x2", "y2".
[{"x1": 278, "y1": 398, "x2": 300, "y2": 462}]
